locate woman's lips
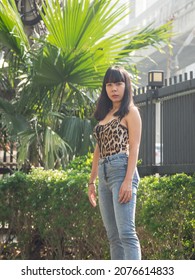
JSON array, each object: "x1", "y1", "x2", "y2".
[{"x1": 112, "y1": 94, "x2": 119, "y2": 98}]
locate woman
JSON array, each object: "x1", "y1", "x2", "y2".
[{"x1": 88, "y1": 66, "x2": 142, "y2": 260}]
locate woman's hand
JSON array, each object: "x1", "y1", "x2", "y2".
[
  {"x1": 88, "y1": 184, "x2": 97, "y2": 207},
  {"x1": 118, "y1": 180, "x2": 132, "y2": 203}
]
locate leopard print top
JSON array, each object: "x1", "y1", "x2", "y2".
[{"x1": 93, "y1": 117, "x2": 129, "y2": 158}]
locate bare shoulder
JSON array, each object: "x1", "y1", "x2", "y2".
[
  {"x1": 130, "y1": 105, "x2": 140, "y2": 115},
  {"x1": 124, "y1": 105, "x2": 142, "y2": 139},
  {"x1": 125, "y1": 105, "x2": 141, "y2": 123}
]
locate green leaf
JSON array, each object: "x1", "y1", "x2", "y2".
[{"x1": 0, "y1": 0, "x2": 29, "y2": 56}]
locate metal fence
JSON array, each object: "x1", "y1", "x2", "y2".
[
  {"x1": 0, "y1": 142, "x2": 17, "y2": 174},
  {"x1": 134, "y1": 71, "x2": 195, "y2": 177}
]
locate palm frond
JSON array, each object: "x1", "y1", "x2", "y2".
[
  {"x1": 44, "y1": 126, "x2": 71, "y2": 169},
  {"x1": 41, "y1": 0, "x2": 128, "y2": 52},
  {"x1": 17, "y1": 129, "x2": 37, "y2": 166},
  {"x1": 30, "y1": 0, "x2": 130, "y2": 87},
  {"x1": 120, "y1": 21, "x2": 173, "y2": 55},
  {"x1": 0, "y1": 0, "x2": 29, "y2": 56},
  {"x1": 60, "y1": 116, "x2": 93, "y2": 157},
  {"x1": 0, "y1": 97, "x2": 29, "y2": 134}
]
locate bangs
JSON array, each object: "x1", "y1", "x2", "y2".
[{"x1": 104, "y1": 68, "x2": 125, "y2": 83}]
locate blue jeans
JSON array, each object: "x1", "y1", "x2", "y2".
[{"x1": 98, "y1": 153, "x2": 141, "y2": 260}]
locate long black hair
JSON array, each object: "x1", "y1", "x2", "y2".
[{"x1": 94, "y1": 66, "x2": 133, "y2": 121}]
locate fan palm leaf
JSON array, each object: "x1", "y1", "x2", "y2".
[
  {"x1": 44, "y1": 126, "x2": 71, "y2": 169},
  {"x1": 60, "y1": 116, "x2": 93, "y2": 157},
  {"x1": 30, "y1": 0, "x2": 130, "y2": 87},
  {"x1": 0, "y1": 97, "x2": 29, "y2": 134},
  {"x1": 120, "y1": 22, "x2": 173, "y2": 54},
  {"x1": 0, "y1": 0, "x2": 29, "y2": 56}
]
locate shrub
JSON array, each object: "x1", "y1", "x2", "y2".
[
  {"x1": 137, "y1": 173, "x2": 195, "y2": 260},
  {"x1": 0, "y1": 154, "x2": 109, "y2": 260}
]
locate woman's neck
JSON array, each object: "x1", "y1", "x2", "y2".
[{"x1": 110, "y1": 105, "x2": 120, "y2": 113}]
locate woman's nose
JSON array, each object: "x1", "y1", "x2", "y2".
[{"x1": 111, "y1": 84, "x2": 117, "y2": 91}]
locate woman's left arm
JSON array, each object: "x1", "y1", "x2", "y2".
[{"x1": 118, "y1": 106, "x2": 142, "y2": 203}]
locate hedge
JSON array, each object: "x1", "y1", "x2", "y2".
[
  {"x1": 0, "y1": 154, "x2": 194, "y2": 259},
  {"x1": 137, "y1": 173, "x2": 195, "y2": 260}
]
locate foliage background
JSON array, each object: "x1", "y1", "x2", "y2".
[{"x1": 0, "y1": 0, "x2": 173, "y2": 169}]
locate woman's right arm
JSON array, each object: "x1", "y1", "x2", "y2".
[{"x1": 88, "y1": 144, "x2": 100, "y2": 207}]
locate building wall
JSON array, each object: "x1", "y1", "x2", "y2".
[{"x1": 122, "y1": 0, "x2": 195, "y2": 86}]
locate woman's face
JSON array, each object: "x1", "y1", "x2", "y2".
[{"x1": 105, "y1": 81, "x2": 125, "y2": 104}]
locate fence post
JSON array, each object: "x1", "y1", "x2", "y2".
[{"x1": 146, "y1": 87, "x2": 154, "y2": 166}]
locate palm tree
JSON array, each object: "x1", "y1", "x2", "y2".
[{"x1": 0, "y1": 0, "x2": 173, "y2": 169}]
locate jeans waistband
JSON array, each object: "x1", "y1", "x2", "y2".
[{"x1": 99, "y1": 153, "x2": 128, "y2": 165}]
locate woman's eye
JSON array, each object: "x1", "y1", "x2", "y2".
[
  {"x1": 117, "y1": 82, "x2": 123, "y2": 85},
  {"x1": 106, "y1": 83, "x2": 112, "y2": 87}
]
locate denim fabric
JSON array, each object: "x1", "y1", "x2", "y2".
[{"x1": 98, "y1": 153, "x2": 141, "y2": 260}]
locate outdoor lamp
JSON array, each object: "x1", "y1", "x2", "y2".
[{"x1": 148, "y1": 70, "x2": 164, "y2": 88}]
